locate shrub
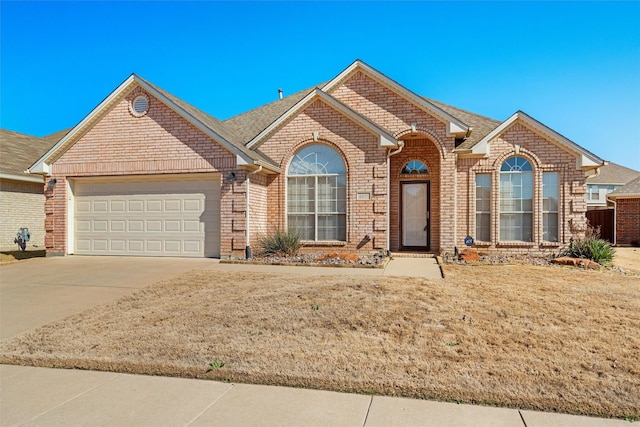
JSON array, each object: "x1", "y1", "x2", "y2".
[
  {"x1": 562, "y1": 225, "x2": 615, "y2": 265},
  {"x1": 259, "y1": 229, "x2": 301, "y2": 257}
]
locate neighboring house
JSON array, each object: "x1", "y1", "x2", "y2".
[
  {"x1": 0, "y1": 129, "x2": 63, "y2": 250},
  {"x1": 608, "y1": 176, "x2": 640, "y2": 246},
  {"x1": 28, "y1": 60, "x2": 605, "y2": 258},
  {"x1": 585, "y1": 162, "x2": 640, "y2": 210}
]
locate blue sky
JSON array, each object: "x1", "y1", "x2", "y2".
[{"x1": 2, "y1": 1, "x2": 639, "y2": 169}]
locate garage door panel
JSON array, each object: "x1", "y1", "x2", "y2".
[
  {"x1": 110, "y1": 201, "x2": 126, "y2": 212},
  {"x1": 129, "y1": 200, "x2": 144, "y2": 212},
  {"x1": 110, "y1": 240, "x2": 126, "y2": 252},
  {"x1": 111, "y1": 220, "x2": 126, "y2": 232},
  {"x1": 74, "y1": 176, "x2": 220, "y2": 257}
]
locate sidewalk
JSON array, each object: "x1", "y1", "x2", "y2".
[
  {"x1": 1, "y1": 364, "x2": 634, "y2": 427},
  {"x1": 213, "y1": 256, "x2": 442, "y2": 279}
]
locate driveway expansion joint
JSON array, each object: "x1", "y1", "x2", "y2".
[
  {"x1": 186, "y1": 382, "x2": 235, "y2": 426},
  {"x1": 362, "y1": 395, "x2": 373, "y2": 426}
]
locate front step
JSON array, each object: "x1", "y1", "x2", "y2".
[{"x1": 390, "y1": 252, "x2": 436, "y2": 258}]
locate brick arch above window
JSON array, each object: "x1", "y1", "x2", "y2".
[
  {"x1": 394, "y1": 127, "x2": 446, "y2": 159},
  {"x1": 492, "y1": 147, "x2": 542, "y2": 171},
  {"x1": 282, "y1": 138, "x2": 351, "y2": 175}
]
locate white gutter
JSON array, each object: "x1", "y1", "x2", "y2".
[
  {"x1": 386, "y1": 141, "x2": 405, "y2": 254},
  {"x1": 1, "y1": 173, "x2": 45, "y2": 184},
  {"x1": 245, "y1": 165, "x2": 263, "y2": 258}
]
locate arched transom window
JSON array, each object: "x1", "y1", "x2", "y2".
[
  {"x1": 402, "y1": 160, "x2": 428, "y2": 174},
  {"x1": 500, "y1": 156, "x2": 533, "y2": 241},
  {"x1": 287, "y1": 144, "x2": 346, "y2": 241}
]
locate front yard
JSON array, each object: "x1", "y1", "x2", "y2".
[{"x1": 1, "y1": 263, "x2": 638, "y2": 419}]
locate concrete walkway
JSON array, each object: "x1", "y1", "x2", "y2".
[
  {"x1": 1, "y1": 364, "x2": 633, "y2": 427},
  {"x1": 1, "y1": 256, "x2": 635, "y2": 426}
]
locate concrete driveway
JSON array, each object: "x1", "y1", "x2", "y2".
[{"x1": 0, "y1": 256, "x2": 217, "y2": 339}]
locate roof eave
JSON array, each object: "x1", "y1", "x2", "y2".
[
  {"x1": 0, "y1": 172, "x2": 45, "y2": 183},
  {"x1": 608, "y1": 193, "x2": 640, "y2": 199},
  {"x1": 135, "y1": 78, "x2": 257, "y2": 165},
  {"x1": 28, "y1": 74, "x2": 139, "y2": 174}
]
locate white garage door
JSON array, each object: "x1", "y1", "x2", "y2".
[{"x1": 73, "y1": 175, "x2": 220, "y2": 257}]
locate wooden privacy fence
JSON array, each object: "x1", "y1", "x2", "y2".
[{"x1": 586, "y1": 209, "x2": 614, "y2": 243}]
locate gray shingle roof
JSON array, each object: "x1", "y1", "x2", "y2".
[
  {"x1": 588, "y1": 162, "x2": 640, "y2": 185},
  {"x1": 0, "y1": 129, "x2": 58, "y2": 179},
  {"x1": 223, "y1": 85, "x2": 320, "y2": 144},
  {"x1": 609, "y1": 175, "x2": 640, "y2": 197},
  {"x1": 423, "y1": 98, "x2": 501, "y2": 149}
]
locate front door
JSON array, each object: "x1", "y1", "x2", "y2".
[{"x1": 401, "y1": 181, "x2": 430, "y2": 249}]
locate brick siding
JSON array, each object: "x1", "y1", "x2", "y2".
[
  {"x1": 616, "y1": 198, "x2": 640, "y2": 246},
  {"x1": 0, "y1": 179, "x2": 46, "y2": 250}
]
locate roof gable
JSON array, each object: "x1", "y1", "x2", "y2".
[
  {"x1": 28, "y1": 75, "x2": 278, "y2": 175},
  {"x1": 322, "y1": 60, "x2": 470, "y2": 138},
  {"x1": 469, "y1": 111, "x2": 603, "y2": 170},
  {"x1": 245, "y1": 89, "x2": 398, "y2": 150}
]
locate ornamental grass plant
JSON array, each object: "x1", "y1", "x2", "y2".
[
  {"x1": 259, "y1": 229, "x2": 302, "y2": 257},
  {"x1": 562, "y1": 225, "x2": 615, "y2": 265}
]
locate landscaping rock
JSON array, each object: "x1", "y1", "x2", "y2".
[
  {"x1": 551, "y1": 256, "x2": 601, "y2": 270},
  {"x1": 458, "y1": 248, "x2": 480, "y2": 262}
]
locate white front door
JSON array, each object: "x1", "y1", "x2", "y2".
[{"x1": 401, "y1": 182, "x2": 429, "y2": 248}]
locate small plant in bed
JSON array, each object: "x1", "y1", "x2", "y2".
[
  {"x1": 562, "y1": 226, "x2": 615, "y2": 265},
  {"x1": 259, "y1": 229, "x2": 301, "y2": 257}
]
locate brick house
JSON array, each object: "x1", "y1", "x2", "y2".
[
  {"x1": 28, "y1": 60, "x2": 604, "y2": 258},
  {"x1": 608, "y1": 176, "x2": 640, "y2": 246},
  {"x1": 0, "y1": 129, "x2": 62, "y2": 250}
]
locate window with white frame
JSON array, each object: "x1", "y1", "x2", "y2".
[
  {"x1": 475, "y1": 174, "x2": 491, "y2": 241},
  {"x1": 500, "y1": 156, "x2": 533, "y2": 242},
  {"x1": 287, "y1": 144, "x2": 346, "y2": 241},
  {"x1": 543, "y1": 172, "x2": 559, "y2": 242},
  {"x1": 587, "y1": 185, "x2": 601, "y2": 201}
]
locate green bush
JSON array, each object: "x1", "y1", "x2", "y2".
[
  {"x1": 259, "y1": 229, "x2": 301, "y2": 257},
  {"x1": 561, "y1": 226, "x2": 615, "y2": 265}
]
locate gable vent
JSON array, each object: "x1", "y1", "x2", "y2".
[{"x1": 131, "y1": 95, "x2": 149, "y2": 116}]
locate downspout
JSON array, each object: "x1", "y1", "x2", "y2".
[
  {"x1": 245, "y1": 165, "x2": 263, "y2": 259},
  {"x1": 386, "y1": 141, "x2": 405, "y2": 255},
  {"x1": 609, "y1": 197, "x2": 617, "y2": 246}
]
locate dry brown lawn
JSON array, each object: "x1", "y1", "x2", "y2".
[
  {"x1": 1, "y1": 264, "x2": 639, "y2": 419},
  {"x1": 0, "y1": 250, "x2": 46, "y2": 265}
]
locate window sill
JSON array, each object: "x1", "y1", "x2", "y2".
[
  {"x1": 473, "y1": 241, "x2": 492, "y2": 247},
  {"x1": 496, "y1": 241, "x2": 535, "y2": 248},
  {"x1": 301, "y1": 240, "x2": 347, "y2": 247},
  {"x1": 540, "y1": 242, "x2": 561, "y2": 247}
]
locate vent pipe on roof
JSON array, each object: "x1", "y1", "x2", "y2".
[{"x1": 278, "y1": 88, "x2": 283, "y2": 100}]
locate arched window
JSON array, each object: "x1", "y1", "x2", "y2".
[
  {"x1": 287, "y1": 144, "x2": 346, "y2": 241},
  {"x1": 500, "y1": 156, "x2": 533, "y2": 241},
  {"x1": 402, "y1": 160, "x2": 428, "y2": 174}
]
